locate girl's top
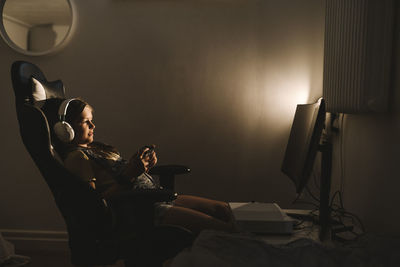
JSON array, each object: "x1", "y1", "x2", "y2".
[
  {"x1": 63, "y1": 142, "x2": 159, "y2": 197},
  {"x1": 63, "y1": 142, "x2": 173, "y2": 222}
]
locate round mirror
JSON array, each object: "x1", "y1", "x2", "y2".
[{"x1": 0, "y1": 0, "x2": 76, "y2": 56}]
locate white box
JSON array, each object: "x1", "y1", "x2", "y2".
[{"x1": 229, "y1": 202, "x2": 294, "y2": 234}]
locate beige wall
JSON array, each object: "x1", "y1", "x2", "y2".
[
  {"x1": 1, "y1": 0, "x2": 398, "y2": 236},
  {"x1": 335, "y1": 3, "x2": 400, "y2": 235},
  {"x1": 3, "y1": 16, "x2": 28, "y2": 50},
  {"x1": 29, "y1": 24, "x2": 57, "y2": 52},
  {"x1": 0, "y1": 0, "x2": 325, "y2": 231},
  {"x1": 53, "y1": 25, "x2": 70, "y2": 46}
]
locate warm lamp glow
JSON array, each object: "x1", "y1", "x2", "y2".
[
  {"x1": 272, "y1": 80, "x2": 310, "y2": 117},
  {"x1": 234, "y1": 64, "x2": 312, "y2": 137},
  {"x1": 270, "y1": 81, "x2": 311, "y2": 133}
]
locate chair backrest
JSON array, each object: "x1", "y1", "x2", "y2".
[
  {"x1": 11, "y1": 61, "x2": 118, "y2": 264},
  {"x1": 11, "y1": 61, "x2": 65, "y2": 105}
]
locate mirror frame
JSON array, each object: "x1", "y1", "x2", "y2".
[{"x1": 0, "y1": 0, "x2": 77, "y2": 56}]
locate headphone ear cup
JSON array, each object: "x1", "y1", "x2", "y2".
[{"x1": 54, "y1": 121, "x2": 75, "y2": 143}]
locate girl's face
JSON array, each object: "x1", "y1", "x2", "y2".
[{"x1": 72, "y1": 106, "x2": 95, "y2": 147}]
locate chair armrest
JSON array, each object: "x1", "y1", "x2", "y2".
[
  {"x1": 149, "y1": 165, "x2": 191, "y2": 191},
  {"x1": 149, "y1": 165, "x2": 191, "y2": 176}
]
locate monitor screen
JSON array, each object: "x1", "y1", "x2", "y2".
[{"x1": 281, "y1": 98, "x2": 326, "y2": 194}]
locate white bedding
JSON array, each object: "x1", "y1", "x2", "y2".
[{"x1": 171, "y1": 230, "x2": 400, "y2": 267}]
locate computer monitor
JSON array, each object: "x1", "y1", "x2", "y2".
[
  {"x1": 281, "y1": 98, "x2": 332, "y2": 240},
  {"x1": 281, "y1": 98, "x2": 326, "y2": 194}
]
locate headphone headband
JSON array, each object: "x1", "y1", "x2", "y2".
[
  {"x1": 54, "y1": 98, "x2": 78, "y2": 143},
  {"x1": 58, "y1": 98, "x2": 77, "y2": 121}
]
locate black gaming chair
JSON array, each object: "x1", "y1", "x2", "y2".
[{"x1": 11, "y1": 61, "x2": 194, "y2": 267}]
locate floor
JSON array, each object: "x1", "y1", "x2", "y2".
[
  {"x1": 15, "y1": 250, "x2": 74, "y2": 267},
  {"x1": 10, "y1": 250, "x2": 125, "y2": 267}
]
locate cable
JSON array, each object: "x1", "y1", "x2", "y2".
[
  {"x1": 312, "y1": 169, "x2": 321, "y2": 191},
  {"x1": 305, "y1": 184, "x2": 320, "y2": 203},
  {"x1": 330, "y1": 190, "x2": 344, "y2": 210},
  {"x1": 292, "y1": 199, "x2": 320, "y2": 209},
  {"x1": 325, "y1": 184, "x2": 366, "y2": 243},
  {"x1": 330, "y1": 191, "x2": 365, "y2": 233},
  {"x1": 340, "y1": 210, "x2": 366, "y2": 233},
  {"x1": 293, "y1": 219, "x2": 305, "y2": 228},
  {"x1": 291, "y1": 193, "x2": 302, "y2": 204}
]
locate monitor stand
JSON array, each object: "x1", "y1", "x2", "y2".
[
  {"x1": 318, "y1": 140, "x2": 333, "y2": 241},
  {"x1": 229, "y1": 202, "x2": 294, "y2": 234}
]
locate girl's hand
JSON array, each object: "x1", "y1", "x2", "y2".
[
  {"x1": 141, "y1": 145, "x2": 158, "y2": 171},
  {"x1": 124, "y1": 145, "x2": 157, "y2": 178}
]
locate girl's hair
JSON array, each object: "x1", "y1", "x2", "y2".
[
  {"x1": 65, "y1": 98, "x2": 92, "y2": 125},
  {"x1": 49, "y1": 98, "x2": 89, "y2": 159},
  {"x1": 53, "y1": 98, "x2": 119, "y2": 160}
]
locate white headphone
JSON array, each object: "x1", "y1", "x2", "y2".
[{"x1": 53, "y1": 98, "x2": 77, "y2": 143}]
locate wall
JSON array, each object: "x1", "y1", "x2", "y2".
[
  {"x1": 0, "y1": 0, "x2": 325, "y2": 232},
  {"x1": 29, "y1": 24, "x2": 57, "y2": 52},
  {"x1": 3, "y1": 16, "x2": 28, "y2": 50},
  {"x1": 336, "y1": 3, "x2": 400, "y2": 235},
  {"x1": 53, "y1": 25, "x2": 70, "y2": 46}
]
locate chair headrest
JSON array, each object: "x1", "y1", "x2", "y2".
[{"x1": 11, "y1": 61, "x2": 65, "y2": 105}]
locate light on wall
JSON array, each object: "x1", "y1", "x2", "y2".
[{"x1": 323, "y1": 0, "x2": 395, "y2": 113}]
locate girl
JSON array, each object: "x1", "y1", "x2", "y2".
[{"x1": 56, "y1": 98, "x2": 237, "y2": 235}]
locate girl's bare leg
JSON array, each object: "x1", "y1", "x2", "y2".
[
  {"x1": 174, "y1": 195, "x2": 231, "y2": 221},
  {"x1": 160, "y1": 206, "x2": 234, "y2": 235},
  {"x1": 173, "y1": 195, "x2": 238, "y2": 231}
]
